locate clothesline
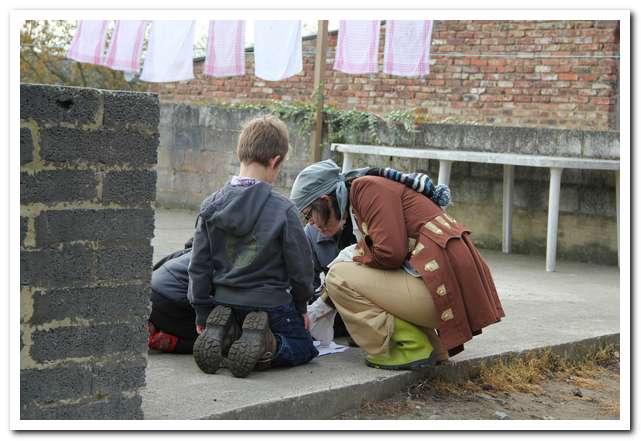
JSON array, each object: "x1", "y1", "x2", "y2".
[
  {"x1": 29, "y1": 44, "x2": 620, "y2": 60},
  {"x1": 68, "y1": 20, "x2": 617, "y2": 84},
  {"x1": 67, "y1": 20, "x2": 435, "y2": 83},
  {"x1": 294, "y1": 50, "x2": 619, "y2": 59},
  {"x1": 425, "y1": 52, "x2": 620, "y2": 59}
]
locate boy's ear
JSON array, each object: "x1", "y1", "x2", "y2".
[{"x1": 269, "y1": 155, "x2": 283, "y2": 169}]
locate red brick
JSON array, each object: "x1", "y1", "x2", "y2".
[
  {"x1": 470, "y1": 59, "x2": 488, "y2": 66},
  {"x1": 558, "y1": 73, "x2": 578, "y2": 81}
]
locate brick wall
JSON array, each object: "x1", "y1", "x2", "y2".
[
  {"x1": 147, "y1": 20, "x2": 620, "y2": 131},
  {"x1": 20, "y1": 84, "x2": 159, "y2": 419}
]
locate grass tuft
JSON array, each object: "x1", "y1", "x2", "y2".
[{"x1": 413, "y1": 344, "x2": 619, "y2": 399}]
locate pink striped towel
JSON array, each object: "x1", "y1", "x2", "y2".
[
  {"x1": 67, "y1": 20, "x2": 109, "y2": 65},
  {"x1": 203, "y1": 21, "x2": 246, "y2": 77},
  {"x1": 102, "y1": 20, "x2": 149, "y2": 73},
  {"x1": 333, "y1": 21, "x2": 381, "y2": 75},
  {"x1": 383, "y1": 20, "x2": 434, "y2": 77}
]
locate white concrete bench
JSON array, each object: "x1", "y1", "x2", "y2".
[{"x1": 331, "y1": 143, "x2": 620, "y2": 272}]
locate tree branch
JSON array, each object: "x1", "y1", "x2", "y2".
[
  {"x1": 42, "y1": 58, "x2": 71, "y2": 84},
  {"x1": 76, "y1": 62, "x2": 88, "y2": 87},
  {"x1": 20, "y1": 52, "x2": 42, "y2": 82}
]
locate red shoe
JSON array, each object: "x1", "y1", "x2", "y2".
[{"x1": 148, "y1": 331, "x2": 178, "y2": 353}]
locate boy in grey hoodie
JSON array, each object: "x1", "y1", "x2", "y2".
[{"x1": 189, "y1": 115, "x2": 318, "y2": 378}]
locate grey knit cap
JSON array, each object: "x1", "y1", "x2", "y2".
[{"x1": 290, "y1": 159, "x2": 368, "y2": 221}]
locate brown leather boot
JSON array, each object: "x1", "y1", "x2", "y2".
[
  {"x1": 228, "y1": 311, "x2": 277, "y2": 378},
  {"x1": 255, "y1": 328, "x2": 278, "y2": 371},
  {"x1": 193, "y1": 305, "x2": 241, "y2": 374}
]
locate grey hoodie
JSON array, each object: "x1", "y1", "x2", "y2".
[{"x1": 188, "y1": 181, "x2": 314, "y2": 326}]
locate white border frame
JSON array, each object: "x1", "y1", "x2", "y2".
[{"x1": 9, "y1": 8, "x2": 630, "y2": 432}]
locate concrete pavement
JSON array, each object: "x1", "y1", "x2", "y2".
[{"x1": 143, "y1": 209, "x2": 621, "y2": 420}]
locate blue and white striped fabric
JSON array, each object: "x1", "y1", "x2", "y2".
[{"x1": 371, "y1": 167, "x2": 451, "y2": 208}]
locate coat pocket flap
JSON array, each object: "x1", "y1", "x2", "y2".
[{"x1": 420, "y1": 215, "x2": 469, "y2": 248}]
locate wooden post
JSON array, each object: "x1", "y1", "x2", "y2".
[
  {"x1": 311, "y1": 20, "x2": 329, "y2": 163},
  {"x1": 616, "y1": 170, "x2": 620, "y2": 267}
]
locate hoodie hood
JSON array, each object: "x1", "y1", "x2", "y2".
[{"x1": 199, "y1": 182, "x2": 272, "y2": 236}]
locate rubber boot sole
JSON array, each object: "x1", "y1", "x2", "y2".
[
  {"x1": 227, "y1": 311, "x2": 269, "y2": 378},
  {"x1": 365, "y1": 351, "x2": 439, "y2": 371},
  {"x1": 193, "y1": 305, "x2": 234, "y2": 374}
]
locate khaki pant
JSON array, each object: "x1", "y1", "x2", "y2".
[{"x1": 325, "y1": 262, "x2": 447, "y2": 359}]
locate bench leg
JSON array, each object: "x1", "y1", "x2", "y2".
[
  {"x1": 546, "y1": 167, "x2": 564, "y2": 272},
  {"x1": 341, "y1": 152, "x2": 353, "y2": 174},
  {"x1": 438, "y1": 160, "x2": 453, "y2": 186},
  {"x1": 502, "y1": 164, "x2": 514, "y2": 254},
  {"x1": 616, "y1": 170, "x2": 620, "y2": 267}
]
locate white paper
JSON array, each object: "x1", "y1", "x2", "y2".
[{"x1": 313, "y1": 341, "x2": 349, "y2": 356}]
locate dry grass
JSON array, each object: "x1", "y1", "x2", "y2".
[
  {"x1": 361, "y1": 398, "x2": 408, "y2": 414},
  {"x1": 412, "y1": 344, "x2": 619, "y2": 399},
  {"x1": 599, "y1": 399, "x2": 620, "y2": 416},
  {"x1": 348, "y1": 344, "x2": 620, "y2": 419},
  {"x1": 347, "y1": 397, "x2": 413, "y2": 419},
  {"x1": 566, "y1": 375, "x2": 606, "y2": 390},
  {"x1": 426, "y1": 378, "x2": 479, "y2": 398},
  {"x1": 476, "y1": 353, "x2": 552, "y2": 395},
  {"x1": 342, "y1": 344, "x2": 620, "y2": 420}
]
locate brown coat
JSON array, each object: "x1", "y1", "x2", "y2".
[{"x1": 349, "y1": 176, "x2": 505, "y2": 356}]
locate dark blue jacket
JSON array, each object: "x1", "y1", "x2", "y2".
[
  {"x1": 188, "y1": 181, "x2": 314, "y2": 326},
  {"x1": 151, "y1": 251, "x2": 191, "y2": 304},
  {"x1": 304, "y1": 224, "x2": 340, "y2": 292}
]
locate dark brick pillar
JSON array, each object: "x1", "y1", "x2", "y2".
[{"x1": 20, "y1": 84, "x2": 159, "y2": 419}]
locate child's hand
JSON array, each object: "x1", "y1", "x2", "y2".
[
  {"x1": 196, "y1": 324, "x2": 205, "y2": 334},
  {"x1": 303, "y1": 313, "x2": 310, "y2": 330}
]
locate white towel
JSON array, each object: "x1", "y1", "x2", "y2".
[
  {"x1": 329, "y1": 243, "x2": 357, "y2": 267},
  {"x1": 333, "y1": 20, "x2": 380, "y2": 74},
  {"x1": 67, "y1": 20, "x2": 109, "y2": 65},
  {"x1": 203, "y1": 21, "x2": 246, "y2": 77},
  {"x1": 308, "y1": 296, "x2": 337, "y2": 347},
  {"x1": 254, "y1": 20, "x2": 302, "y2": 81},
  {"x1": 102, "y1": 20, "x2": 148, "y2": 73},
  {"x1": 383, "y1": 20, "x2": 434, "y2": 77},
  {"x1": 140, "y1": 20, "x2": 196, "y2": 83}
]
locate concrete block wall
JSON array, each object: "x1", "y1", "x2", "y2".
[
  {"x1": 20, "y1": 84, "x2": 159, "y2": 419},
  {"x1": 157, "y1": 104, "x2": 312, "y2": 208},
  {"x1": 156, "y1": 102, "x2": 618, "y2": 265}
]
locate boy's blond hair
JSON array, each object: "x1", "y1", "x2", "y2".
[{"x1": 237, "y1": 115, "x2": 289, "y2": 167}]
